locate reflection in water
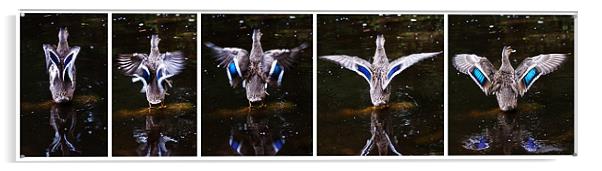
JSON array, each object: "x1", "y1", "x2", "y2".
[
  {"x1": 46, "y1": 104, "x2": 79, "y2": 156},
  {"x1": 323, "y1": 102, "x2": 441, "y2": 156},
  {"x1": 229, "y1": 108, "x2": 290, "y2": 156},
  {"x1": 203, "y1": 102, "x2": 310, "y2": 156},
  {"x1": 44, "y1": 102, "x2": 105, "y2": 156},
  {"x1": 132, "y1": 115, "x2": 177, "y2": 156},
  {"x1": 360, "y1": 108, "x2": 401, "y2": 156},
  {"x1": 113, "y1": 103, "x2": 196, "y2": 156},
  {"x1": 462, "y1": 111, "x2": 563, "y2": 154}
]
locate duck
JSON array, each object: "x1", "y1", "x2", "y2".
[
  {"x1": 43, "y1": 27, "x2": 80, "y2": 103},
  {"x1": 452, "y1": 46, "x2": 567, "y2": 111},
  {"x1": 116, "y1": 34, "x2": 186, "y2": 108},
  {"x1": 205, "y1": 29, "x2": 307, "y2": 107},
  {"x1": 320, "y1": 34, "x2": 442, "y2": 106}
]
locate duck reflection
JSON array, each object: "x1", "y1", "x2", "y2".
[
  {"x1": 46, "y1": 103, "x2": 80, "y2": 156},
  {"x1": 227, "y1": 106, "x2": 291, "y2": 156},
  {"x1": 463, "y1": 111, "x2": 563, "y2": 154},
  {"x1": 132, "y1": 114, "x2": 178, "y2": 157},
  {"x1": 360, "y1": 108, "x2": 402, "y2": 156}
]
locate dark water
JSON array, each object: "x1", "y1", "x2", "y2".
[
  {"x1": 20, "y1": 13, "x2": 108, "y2": 157},
  {"x1": 317, "y1": 15, "x2": 444, "y2": 155},
  {"x1": 201, "y1": 14, "x2": 313, "y2": 156},
  {"x1": 448, "y1": 15, "x2": 574, "y2": 155},
  {"x1": 112, "y1": 14, "x2": 197, "y2": 156}
]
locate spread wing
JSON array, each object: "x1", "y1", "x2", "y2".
[
  {"x1": 263, "y1": 43, "x2": 308, "y2": 86},
  {"x1": 453, "y1": 54, "x2": 497, "y2": 95},
  {"x1": 384, "y1": 51, "x2": 442, "y2": 88},
  {"x1": 116, "y1": 53, "x2": 148, "y2": 76},
  {"x1": 116, "y1": 53, "x2": 150, "y2": 93},
  {"x1": 160, "y1": 51, "x2": 186, "y2": 76},
  {"x1": 320, "y1": 55, "x2": 373, "y2": 87},
  {"x1": 515, "y1": 54, "x2": 567, "y2": 96},
  {"x1": 204, "y1": 42, "x2": 249, "y2": 88}
]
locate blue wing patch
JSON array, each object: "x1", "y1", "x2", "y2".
[
  {"x1": 270, "y1": 63, "x2": 283, "y2": 79},
  {"x1": 471, "y1": 67, "x2": 487, "y2": 86},
  {"x1": 229, "y1": 137, "x2": 242, "y2": 155},
  {"x1": 142, "y1": 68, "x2": 151, "y2": 82},
  {"x1": 463, "y1": 135, "x2": 490, "y2": 151},
  {"x1": 387, "y1": 64, "x2": 402, "y2": 80},
  {"x1": 227, "y1": 61, "x2": 238, "y2": 79},
  {"x1": 523, "y1": 67, "x2": 539, "y2": 87},
  {"x1": 356, "y1": 64, "x2": 372, "y2": 81},
  {"x1": 522, "y1": 137, "x2": 540, "y2": 152},
  {"x1": 272, "y1": 138, "x2": 285, "y2": 153},
  {"x1": 268, "y1": 61, "x2": 285, "y2": 86}
]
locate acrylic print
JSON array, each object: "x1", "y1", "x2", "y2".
[
  {"x1": 448, "y1": 15, "x2": 575, "y2": 155},
  {"x1": 201, "y1": 14, "x2": 313, "y2": 156},
  {"x1": 112, "y1": 13, "x2": 197, "y2": 156},
  {"x1": 317, "y1": 14, "x2": 444, "y2": 156},
  {"x1": 20, "y1": 13, "x2": 108, "y2": 157}
]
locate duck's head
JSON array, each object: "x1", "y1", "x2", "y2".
[
  {"x1": 58, "y1": 27, "x2": 69, "y2": 42},
  {"x1": 150, "y1": 35, "x2": 161, "y2": 50},
  {"x1": 502, "y1": 46, "x2": 516, "y2": 57},
  {"x1": 252, "y1": 29, "x2": 262, "y2": 42},
  {"x1": 375, "y1": 34, "x2": 385, "y2": 49}
]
